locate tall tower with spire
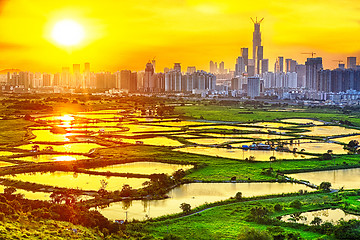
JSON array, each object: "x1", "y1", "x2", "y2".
[
  {"x1": 251, "y1": 17, "x2": 264, "y2": 61},
  {"x1": 251, "y1": 17, "x2": 264, "y2": 75}
]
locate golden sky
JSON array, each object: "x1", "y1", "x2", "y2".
[{"x1": 0, "y1": 0, "x2": 359, "y2": 73}]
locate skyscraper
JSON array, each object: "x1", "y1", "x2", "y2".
[
  {"x1": 241, "y1": 48, "x2": 249, "y2": 66},
  {"x1": 174, "y1": 63, "x2": 181, "y2": 72},
  {"x1": 247, "y1": 76, "x2": 260, "y2": 99},
  {"x1": 219, "y1": 61, "x2": 225, "y2": 74},
  {"x1": 305, "y1": 57, "x2": 323, "y2": 90},
  {"x1": 143, "y1": 62, "x2": 154, "y2": 92},
  {"x1": 347, "y1": 57, "x2": 357, "y2": 69},
  {"x1": 260, "y1": 59, "x2": 269, "y2": 74},
  {"x1": 235, "y1": 57, "x2": 245, "y2": 77},
  {"x1": 251, "y1": 17, "x2": 264, "y2": 61},
  {"x1": 210, "y1": 61, "x2": 216, "y2": 73},
  {"x1": 187, "y1": 66, "x2": 196, "y2": 74},
  {"x1": 285, "y1": 59, "x2": 297, "y2": 73},
  {"x1": 275, "y1": 56, "x2": 284, "y2": 73},
  {"x1": 152, "y1": 59, "x2": 156, "y2": 73},
  {"x1": 84, "y1": 63, "x2": 90, "y2": 73},
  {"x1": 256, "y1": 46, "x2": 263, "y2": 74}
]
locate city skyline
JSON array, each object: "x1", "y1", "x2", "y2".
[{"x1": 0, "y1": 0, "x2": 359, "y2": 73}]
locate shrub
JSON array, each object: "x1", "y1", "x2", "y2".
[
  {"x1": 274, "y1": 203, "x2": 282, "y2": 212},
  {"x1": 319, "y1": 182, "x2": 331, "y2": 191},
  {"x1": 289, "y1": 200, "x2": 302, "y2": 209}
]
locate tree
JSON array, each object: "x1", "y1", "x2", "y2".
[
  {"x1": 172, "y1": 169, "x2": 186, "y2": 181},
  {"x1": 274, "y1": 203, "x2": 282, "y2": 212},
  {"x1": 322, "y1": 153, "x2": 332, "y2": 160},
  {"x1": 319, "y1": 182, "x2": 331, "y2": 191},
  {"x1": 179, "y1": 203, "x2": 191, "y2": 213},
  {"x1": 120, "y1": 184, "x2": 133, "y2": 197},
  {"x1": 290, "y1": 200, "x2": 302, "y2": 209},
  {"x1": 310, "y1": 216, "x2": 322, "y2": 226},
  {"x1": 269, "y1": 156, "x2": 276, "y2": 168},
  {"x1": 4, "y1": 187, "x2": 16, "y2": 196},
  {"x1": 237, "y1": 227, "x2": 272, "y2": 240},
  {"x1": 249, "y1": 206, "x2": 269, "y2": 223},
  {"x1": 235, "y1": 192, "x2": 242, "y2": 200}
]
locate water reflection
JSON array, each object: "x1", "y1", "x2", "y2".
[
  {"x1": 90, "y1": 162, "x2": 192, "y2": 175},
  {"x1": 288, "y1": 168, "x2": 360, "y2": 189},
  {"x1": 4, "y1": 171, "x2": 148, "y2": 191},
  {"x1": 281, "y1": 209, "x2": 360, "y2": 225},
  {"x1": 175, "y1": 147, "x2": 314, "y2": 161},
  {"x1": 97, "y1": 182, "x2": 314, "y2": 221}
]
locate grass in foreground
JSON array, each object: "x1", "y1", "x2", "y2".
[{"x1": 128, "y1": 192, "x2": 338, "y2": 239}]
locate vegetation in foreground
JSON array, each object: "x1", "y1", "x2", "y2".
[{"x1": 126, "y1": 190, "x2": 360, "y2": 240}]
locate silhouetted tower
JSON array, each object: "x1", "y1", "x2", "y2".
[{"x1": 251, "y1": 17, "x2": 264, "y2": 62}]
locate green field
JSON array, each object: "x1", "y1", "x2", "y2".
[
  {"x1": 128, "y1": 192, "x2": 344, "y2": 240},
  {"x1": 176, "y1": 105, "x2": 360, "y2": 126}
]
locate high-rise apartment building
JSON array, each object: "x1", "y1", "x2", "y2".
[
  {"x1": 174, "y1": 63, "x2": 181, "y2": 72},
  {"x1": 275, "y1": 56, "x2": 284, "y2": 73},
  {"x1": 347, "y1": 57, "x2": 357, "y2": 69},
  {"x1": 247, "y1": 76, "x2": 260, "y2": 99},
  {"x1": 143, "y1": 62, "x2": 155, "y2": 92},
  {"x1": 285, "y1": 59, "x2": 297, "y2": 72},
  {"x1": 241, "y1": 48, "x2": 249, "y2": 66},
  {"x1": 187, "y1": 66, "x2": 196, "y2": 74},
  {"x1": 305, "y1": 57, "x2": 323, "y2": 90}
]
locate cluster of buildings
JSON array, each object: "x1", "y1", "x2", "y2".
[
  {"x1": 228, "y1": 18, "x2": 360, "y2": 102},
  {"x1": 1, "y1": 18, "x2": 359, "y2": 103},
  {"x1": 1, "y1": 61, "x2": 216, "y2": 94}
]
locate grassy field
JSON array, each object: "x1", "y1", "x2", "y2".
[
  {"x1": 0, "y1": 119, "x2": 32, "y2": 145},
  {"x1": 176, "y1": 105, "x2": 360, "y2": 126},
  {"x1": 130, "y1": 192, "x2": 339, "y2": 240},
  {"x1": 0, "y1": 218, "x2": 102, "y2": 239}
]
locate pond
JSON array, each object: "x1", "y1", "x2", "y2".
[
  {"x1": 287, "y1": 168, "x2": 360, "y2": 189},
  {"x1": 17, "y1": 143, "x2": 103, "y2": 154},
  {"x1": 96, "y1": 182, "x2": 314, "y2": 221},
  {"x1": 281, "y1": 118, "x2": 324, "y2": 125},
  {"x1": 4, "y1": 172, "x2": 148, "y2": 191},
  {"x1": 248, "y1": 122, "x2": 296, "y2": 128},
  {"x1": 31, "y1": 130, "x2": 76, "y2": 142},
  {"x1": 332, "y1": 135, "x2": 360, "y2": 144},
  {"x1": 120, "y1": 124, "x2": 180, "y2": 135},
  {"x1": 12, "y1": 155, "x2": 90, "y2": 162},
  {"x1": 88, "y1": 162, "x2": 193, "y2": 175},
  {"x1": 186, "y1": 138, "x2": 249, "y2": 145},
  {"x1": 175, "y1": 147, "x2": 315, "y2": 161},
  {"x1": 297, "y1": 126, "x2": 360, "y2": 137},
  {"x1": 145, "y1": 121, "x2": 214, "y2": 127},
  {"x1": 0, "y1": 185, "x2": 51, "y2": 200},
  {"x1": 286, "y1": 142, "x2": 348, "y2": 154},
  {"x1": 281, "y1": 208, "x2": 360, "y2": 225},
  {"x1": 0, "y1": 161, "x2": 15, "y2": 167},
  {"x1": 204, "y1": 133, "x2": 294, "y2": 140},
  {"x1": 121, "y1": 137, "x2": 183, "y2": 147}
]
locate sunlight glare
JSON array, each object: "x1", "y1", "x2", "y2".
[{"x1": 51, "y1": 19, "x2": 85, "y2": 46}]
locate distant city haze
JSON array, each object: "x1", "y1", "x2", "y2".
[{"x1": 0, "y1": 0, "x2": 359, "y2": 72}]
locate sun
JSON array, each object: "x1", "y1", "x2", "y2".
[{"x1": 51, "y1": 19, "x2": 85, "y2": 46}]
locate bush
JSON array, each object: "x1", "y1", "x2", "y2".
[
  {"x1": 235, "y1": 192, "x2": 242, "y2": 200},
  {"x1": 163, "y1": 233, "x2": 183, "y2": 240},
  {"x1": 319, "y1": 182, "x2": 331, "y2": 191},
  {"x1": 237, "y1": 227, "x2": 272, "y2": 240},
  {"x1": 274, "y1": 203, "x2": 282, "y2": 212},
  {"x1": 289, "y1": 200, "x2": 302, "y2": 209}
]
